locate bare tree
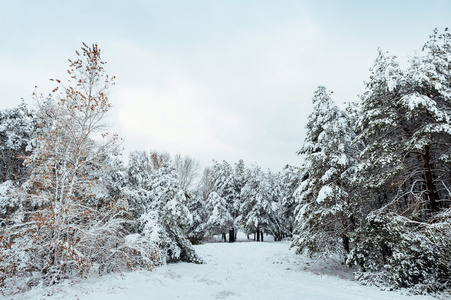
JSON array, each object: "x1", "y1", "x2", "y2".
[
  {"x1": 149, "y1": 150, "x2": 171, "y2": 171},
  {"x1": 173, "y1": 153, "x2": 200, "y2": 191},
  {"x1": 198, "y1": 167, "x2": 215, "y2": 201}
]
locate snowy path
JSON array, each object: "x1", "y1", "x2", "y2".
[{"x1": 9, "y1": 240, "x2": 436, "y2": 300}]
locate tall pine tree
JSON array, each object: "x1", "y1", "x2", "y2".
[{"x1": 292, "y1": 86, "x2": 359, "y2": 258}]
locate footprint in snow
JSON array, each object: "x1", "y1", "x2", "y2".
[
  {"x1": 163, "y1": 270, "x2": 181, "y2": 279},
  {"x1": 197, "y1": 276, "x2": 222, "y2": 285},
  {"x1": 215, "y1": 290, "x2": 236, "y2": 299}
]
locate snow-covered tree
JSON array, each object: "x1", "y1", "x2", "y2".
[
  {"x1": 279, "y1": 165, "x2": 303, "y2": 236},
  {"x1": 0, "y1": 102, "x2": 37, "y2": 219},
  {"x1": 0, "y1": 44, "x2": 146, "y2": 290},
  {"x1": 231, "y1": 159, "x2": 247, "y2": 239},
  {"x1": 125, "y1": 151, "x2": 202, "y2": 264},
  {"x1": 0, "y1": 101, "x2": 37, "y2": 185},
  {"x1": 292, "y1": 86, "x2": 359, "y2": 258},
  {"x1": 210, "y1": 160, "x2": 239, "y2": 242},
  {"x1": 347, "y1": 29, "x2": 451, "y2": 292},
  {"x1": 182, "y1": 166, "x2": 216, "y2": 243},
  {"x1": 128, "y1": 151, "x2": 153, "y2": 189},
  {"x1": 264, "y1": 170, "x2": 289, "y2": 241},
  {"x1": 205, "y1": 191, "x2": 233, "y2": 242},
  {"x1": 240, "y1": 166, "x2": 274, "y2": 242},
  {"x1": 140, "y1": 162, "x2": 201, "y2": 263},
  {"x1": 185, "y1": 190, "x2": 208, "y2": 243},
  {"x1": 198, "y1": 166, "x2": 215, "y2": 202}
]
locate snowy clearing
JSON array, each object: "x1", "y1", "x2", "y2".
[{"x1": 6, "y1": 237, "x2": 438, "y2": 300}]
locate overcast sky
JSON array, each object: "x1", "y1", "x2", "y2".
[{"x1": 1, "y1": 1, "x2": 450, "y2": 171}]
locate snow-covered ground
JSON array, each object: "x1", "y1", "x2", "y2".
[{"x1": 6, "y1": 235, "x2": 437, "y2": 300}]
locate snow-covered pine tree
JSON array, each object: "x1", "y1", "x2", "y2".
[
  {"x1": 205, "y1": 191, "x2": 233, "y2": 242},
  {"x1": 0, "y1": 102, "x2": 38, "y2": 219},
  {"x1": 172, "y1": 154, "x2": 205, "y2": 243},
  {"x1": 88, "y1": 153, "x2": 163, "y2": 274},
  {"x1": 183, "y1": 166, "x2": 215, "y2": 243},
  {"x1": 128, "y1": 151, "x2": 153, "y2": 189},
  {"x1": 185, "y1": 190, "x2": 208, "y2": 243},
  {"x1": 210, "y1": 160, "x2": 239, "y2": 242},
  {"x1": 126, "y1": 150, "x2": 154, "y2": 219},
  {"x1": 265, "y1": 170, "x2": 288, "y2": 241},
  {"x1": 291, "y1": 86, "x2": 359, "y2": 258},
  {"x1": 348, "y1": 29, "x2": 451, "y2": 291},
  {"x1": 144, "y1": 162, "x2": 202, "y2": 263},
  {"x1": 280, "y1": 165, "x2": 303, "y2": 236},
  {"x1": 0, "y1": 101, "x2": 37, "y2": 186},
  {"x1": 98, "y1": 155, "x2": 128, "y2": 203},
  {"x1": 126, "y1": 152, "x2": 202, "y2": 264},
  {"x1": 232, "y1": 159, "x2": 248, "y2": 240},
  {"x1": 240, "y1": 166, "x2": 274, "y2": 242},
  {"x1": 348, "y1": 49, "x2": 410, "y2": 278}
]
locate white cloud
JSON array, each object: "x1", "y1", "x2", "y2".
[{"x1": 2, "y1": 1, "x2": 450, "y2": 171}]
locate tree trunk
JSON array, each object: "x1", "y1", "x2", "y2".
[
  {"x1": 381, "y1": 242, "x2": 392, "y2": 263},
  {"x1": 256, "y1": 229, "x2": 260, "y2": 242},
  {"x1": 423, "y1": 144, "x2": 438, "y2": 212},
  {"x1": 260, "y1": 231, "x2": 264, "y2": 242},
  {"x1": 228, "y1": 228, "x2": 235, "y2": 243},
  {"x1": 222, "y1": 233, "x2": 227, "y2": 242},
  {"x1": 342, "y1": 234, "x2": 350, "y2": 253}
]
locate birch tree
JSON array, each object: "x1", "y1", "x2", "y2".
[{"x1": 1, "y1": 44, "x2": 158, "y2": 290}]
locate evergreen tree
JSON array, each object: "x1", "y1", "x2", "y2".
[
  {"x1": 126, "y1": 151, "x2": 202, "y2": 263},
  {"x1": 266, "y1": 170, "x2": 288, "y2": 241},
  {"x1": 348, "y1": 29, "x2": 451, "y2": 291},
  {"x1": 232, "y1": 159, "x2": 248, "y2": 240},
  {"x1": 292, "y1": 86, "x2": 359, "y2": 258},
  {"x1": 211, "y1": 160, "x2": 238, "y2": 242},
  {"x1": 198, "y1": 166, "x2": 215, "y2": 202},
  {"x1": 240, "y1": 166, "x2": 274, "y2": 242},
  {"x1": 280, "y1": 165, "x2": 303, "y2": 236},
  {"x1": 185, "y1": 190, "x2": 209, "y2": 243},
  {"x1": 143, "y1": 163, "x2": 201, "y2": 263},
  {"x1": 0, "y1": 102, "x2": 37, "y2": 217},
  {"x1": 205, "y1": 191, "x2": 233, "y2": 242},
  {"x1": 0, "y1": 101, "x2": 37, "y2": 184}
]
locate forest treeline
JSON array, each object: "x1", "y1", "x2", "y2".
[
  {"x1": 1, "y1": 29, "x2": 450, "y2": 295},
  {"x1": 0, "y1": 43, "x2": 299, "y2": 294}
]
